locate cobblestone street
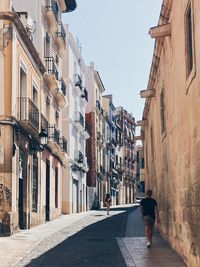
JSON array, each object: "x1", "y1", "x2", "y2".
[{"x1": 0, "y1": 205, "x2": 186, "y2": 267}]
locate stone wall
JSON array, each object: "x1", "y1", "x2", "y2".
[{"x1": 142, "y1": 1, "x2": 200, "y2": 266}]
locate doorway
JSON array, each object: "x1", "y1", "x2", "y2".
[
  {"x1": 72, "y1": 179, "x2": 78, "y2": 213},
  {"x1": 18, "y1": 148, "x2": 27, "y2": 229},
  {"x1": 46, "y1": 160, "x2": 50, "y2": 221}
]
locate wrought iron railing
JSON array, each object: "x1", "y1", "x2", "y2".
[
  {"x1": 45, "y1": 57, "x2": 59, "y2": 80},
  {"x1": 74, "y1": 112, "x2": 84, "y2": 128},
  {"x1": 57, "y1": 21, "x2": 66, "y2": 43},
  {"x1": 48, "y1": 125, "x2": 60, "y2": 146},
  {"x1": 100, "y1": 165, "x2": 105, "y2": 175},
  {"x1": 18, "y1": 97, "x2": 39, "y2": 131},
  {"x1": 73, "y1": 74, "x2": 82, "y2": 90},
  {"x1": 96, "y1": 100, "x2": 101, "y2": 110},
  {"x1": 74, "y1": 150, "x2": 84, "y2": 163},
  {"x1": 41, "y1": 114, "x2": 49, "y2": 134},
  {"x1": 46, "y1": 0, "x2": 59, "y2": 21},
  {"x1": 81, "y1": 87, "x2": 88, "y2": 101},
  {"x1": 59, "y1": 78, "x2": 66, "y2": 96},
  {"x1": 60, "y1": 136, "x2": 67, "y2": 153}
]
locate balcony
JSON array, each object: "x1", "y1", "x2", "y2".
[
  {"x1": 73, "y1": 74, "x2": 82, "y2": 94},
  {"x1": 100, "y1": 165, "x2": 105, "y2": 175},
  {"x1": 45, "y1": 0, "x2": 59, "y2": 30},
  {"x1": 54, "y1": 136, "x2": 68, "y2": 163},
  {"x1": 44, "y1": 57, "x2": 59, "y2": 89},
  {"x1": 55, "y1": 21, "x2": 66, "y2": 54},
  {"x1": 74, "y1": 112, "x2": 84, "y2": 131},
  {"x1": 17, "y1": 97, "x2": 39, "y2": 135},
  {"x1": 58, "y1": 0, "x2": 77, "y2": 13},
  {"x1": 115, "y1": 163, "x2": 124, "y2": 175},
  {"x1": 81, "y1": 87, "x2": 88, "y2": 102},
  {"x1": 97, "y1": 131, "x2": 104, "y2": 146},
  {"x1": 41, "y1": 114, "x2": 49, "y2": 134},
  {"x1": 71, "y1": 151, "x2": 88, "y2": 172},
  {"x1": 54, "y1": 78, "x2": 67, "y2": 108},
  {"x1": 81, "y1": 156, "x2": 89, "y2": 173},
  {"x1": 47, "y1": 124, "x2": 60, "y2": 152},
  {"x1": 106, "y1": 137, "x2": 117, "y2": 148},
  {"x1": 81, "y1": 122, "x2": 90, "y2": 139},
  {"x1": 96, "y1": 100, "x2": 103, "y2": 116}
]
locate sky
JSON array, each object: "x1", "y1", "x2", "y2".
[{"x1": 63, "y1": 0, "x2": 162, "y2": 123}]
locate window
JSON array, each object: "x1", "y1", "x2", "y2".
[
  {"x1": 55, "y1": 167, "x2": 58, "y2": 208},
  {"x1": 32, "y1": 85, "x2": 38, "y2": 106},
  {"x1": 20, "y1": 67, "x2": 27, "y2": 97},
  {"x1": 185, "y1": 2, "x2": 193, "y2": 77},
  {"x1": 46, "y1": 98, "x2": 50, "y2": 122},
  {"x1": 45, "y1": 33, "x2": 50, "y2": 57},
  {"x1": 55, "y1": 111, "x2": 59, "y2": 128},
  {"x1": 32, "y1": 155, "x2": 38, "y2": 212},
  {"x1": 160, "y1": 90, "x2": 166, "y2": 134}
]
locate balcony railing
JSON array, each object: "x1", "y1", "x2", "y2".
[
  {"x1": 74, "y1": 74, "x2": 82, "y2": 90},
  {"x1": 45, "y1": 57, "x2": 59, "y2": 80},
  {"x1": 57, "y1": 21, "x2": 66, "y2": 43},
  {"x1": 59, "y1": 78, "x2": 66, "y2": 96},
  {"x1": 74, "y1": 150, "x2": 84, "y2": 163},
  {"x1": 46, "y1": 0, "x2": 59, "y2": 21},
  {"x1": 18, "y1": 97, "x2": 39, "y2": 131},
  {"x1": 74, "y1": 112, "x2": 84, "y2": 128},
  {"x1": 41, "y1": 114, "x2": 49, "y2": 134},
  {"x1": 60, "y1": 136, "x2": 67, "y2": 153},
  {"x1": 96, "y1": 100, "x2": 100, "y2": 110},
  {"x1": 81, "y1": 87, "x2": 88, "y2": 102},
  {"x1": 100, "y1": 165, "x2": 105, "y2": 175},
  {"x1": 48, "y1": 125, "x2": 60, "y2": 146}
]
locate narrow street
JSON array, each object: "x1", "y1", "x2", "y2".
[{"x1": 0, "y1": 205, "x2": 186, "y2": 267}]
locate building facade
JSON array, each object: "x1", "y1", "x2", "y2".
[
  {"x1": 102, "y1": 95, "x2": 118, "y2": 205},
  {"x1": 141, "y1": 0, "x2": 200, "y2": 266},
  {"x1": 115, "y1": 107, "x2": 136, "y2": 204},
  {"x1": 62, "y1": 27, "x2": 89, "y2": 214},
  {"x1": 85, "y1": 63, "x2": 105, "y2": 209},
  {"x1": 0, "y1": 0, "x2": 76, "y2": 235}
]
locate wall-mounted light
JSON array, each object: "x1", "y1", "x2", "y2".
[{"x1": 39, "y1": 129, "x2": 48, "y2": 145}]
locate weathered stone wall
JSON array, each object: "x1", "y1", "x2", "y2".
[{"x1": 143, "y1": 1, "x2": 200, "y2": 266}]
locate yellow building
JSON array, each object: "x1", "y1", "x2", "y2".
[
  {"x1": 141, "y1": 0, "x2": 200, "y2": 266},
  {"x1": 0, "y1": 0, "x2": 76, "y2": 235}
]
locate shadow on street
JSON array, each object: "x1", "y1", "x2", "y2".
[{"x1": 25, "y1": 206, "x2": 137, "y2": 267}]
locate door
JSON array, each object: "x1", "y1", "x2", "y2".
[
  {"x1": 18, "y1": 149, "x2": 26, "y2": 229},
  {"x1": 46, "y1": 160, "x2": 50, "y2": 221},
  {"x1": 72, "y1": 179, "x2": 78, "y2": 213}
]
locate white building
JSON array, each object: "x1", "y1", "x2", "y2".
[{"x1": 62, "y1": 27, "x2": 89, "y2": 214}]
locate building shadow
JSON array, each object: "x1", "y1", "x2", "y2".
[{"x1": 24, "y1": 206, "x2": 137, "y2": 267}]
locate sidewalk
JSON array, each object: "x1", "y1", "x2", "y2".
[
  {"x1": 0, "y1": 210, "x2": 96, "y2": 267},
  {"x1": 0, "y1": 206, "x2": 187, "y2": 267},
  {"x1": 117, "y1": 207, "x2": 187, "y2": 267},
  {"x1": 0, "y1": 204, "x2": 133, "y2": 267}
]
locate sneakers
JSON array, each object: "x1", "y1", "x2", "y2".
[{"x1": 147, "y1": 241, "x2": 152, "y2": 248}]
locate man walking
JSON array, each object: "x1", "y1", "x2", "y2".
[{"x1": 140, "y1": 189, "x2": 160, "y2": 248}]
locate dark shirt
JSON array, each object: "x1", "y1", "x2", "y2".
[{"x1": 140, "y1": 197, "x2": 157, "y2": 220}]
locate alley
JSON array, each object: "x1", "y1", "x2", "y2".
[{"x1": 0, "y1": 205, "x2": 186, "y2": 267}]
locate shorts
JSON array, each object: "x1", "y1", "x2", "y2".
[{"x1": 143, "y1": 215, "x2": 155, "y2": 230}]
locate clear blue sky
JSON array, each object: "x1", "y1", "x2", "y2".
[{"x1": 63, "y1": 0, "x2": 162, "y2": 122}]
